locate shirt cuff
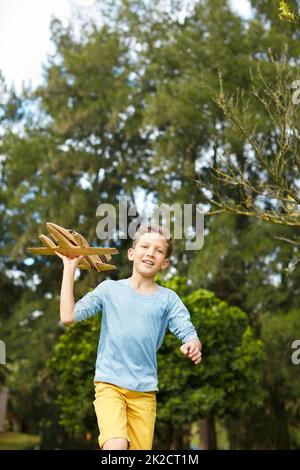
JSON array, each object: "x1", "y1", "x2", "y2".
[{"x1": 182, "y1": 335, "x2": 200, "y2": 345}]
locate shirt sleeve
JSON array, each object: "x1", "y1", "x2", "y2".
[
  {"x1": 74, "y1": 281, "x2": 107, "y2": 322},
  {"x1": 167, "y1": 291, "x2": 199, "y2": 344}
]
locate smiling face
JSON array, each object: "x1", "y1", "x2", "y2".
[{"x1": 127, "y1": 231, "x2": 170, "y2": 278}]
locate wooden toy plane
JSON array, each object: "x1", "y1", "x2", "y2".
[{"x1": 27, "y1": 222, "x2": 118, "y2": 272}]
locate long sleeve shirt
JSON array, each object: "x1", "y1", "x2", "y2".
[{"x1": 74, "y1": 278, "x2": 199, "y2": 392}]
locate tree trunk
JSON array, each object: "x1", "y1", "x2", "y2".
[
  {"x1": 0, "y1": 387, "x2": 8, "y2": 432},
  {"x1": 269, "y1": 392, "x2": 290, "y2": 449},
  {"x1": 170, "y1": 423, "x2": 190, "y2": 449},
  {"x1": 199, "y1": 416, "x2": 217, "y2": 450}
]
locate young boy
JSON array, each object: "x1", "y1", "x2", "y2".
[{"x1": 56, "y1": 224, "x2": 202, "y2": 450}]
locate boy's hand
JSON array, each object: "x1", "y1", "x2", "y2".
[
  {"x1": 180, "y1": 338, "x2": 202, "y2": 365},
  {"x1": 55, "y1": 251, "x2": 84, "y2": 271}
]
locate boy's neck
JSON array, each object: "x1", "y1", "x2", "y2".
[{"x1": 127, "y1": 271, "x2": 157, "y2": 293}]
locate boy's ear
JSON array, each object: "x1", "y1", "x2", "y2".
[
  {"x1": 160, "y1": 258, "x2": 169, "y2": 271},
  {"x1": 127, "y1": 247, "x2": 134, "y2": 261}
]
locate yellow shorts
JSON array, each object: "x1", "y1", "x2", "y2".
[{"x1": 93, "y1": 381, "x2": 157, "y2": 450}]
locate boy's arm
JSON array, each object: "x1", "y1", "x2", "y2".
[
  {"x1": 56, "y1": 252, "x2": 84, "y2": 325},
  {"x1": 167, "y1": 292, "x2": 202, "y2": 365}
]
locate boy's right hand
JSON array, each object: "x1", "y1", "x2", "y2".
[{"x1": 55, "y1": 251, "x2": 84, "y2": 271}]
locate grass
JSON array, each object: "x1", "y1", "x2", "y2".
[{"x1": 0, "y1": 432, "x2": 41, "y2": 450}]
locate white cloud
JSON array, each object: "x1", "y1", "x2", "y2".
[
  {"x1": 0, "y1": 0, "x2": 96, "y2": 91},
  {"x1": 230, "y1": 0, "x2": 252, "y2": 19},
  {"x1": 0, "y1": 0, "x2": 252, "y2": 93}
]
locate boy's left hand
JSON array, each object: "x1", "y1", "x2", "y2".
[{"x1": 180, "y1": 339, "x2": 202, "y2": 365}]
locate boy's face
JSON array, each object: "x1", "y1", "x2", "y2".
[{"x1": 127, "y1": 232, "x2": 170, "y2": 278}]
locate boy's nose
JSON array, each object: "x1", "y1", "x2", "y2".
[{"x1": 146, "y1": 250, "x2": 155, "y2": 257}]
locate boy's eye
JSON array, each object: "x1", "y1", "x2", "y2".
[{"x1": 140, "y1": 245, "x2": 163, "y2": 253}]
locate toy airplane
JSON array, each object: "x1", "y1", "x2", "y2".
[{"x1": 27, "y1": 222, "x2": 118, "y2": 272}]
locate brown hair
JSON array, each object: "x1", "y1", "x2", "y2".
[{"x1": 132, "y1": 223, "x2": 173, "y2": 258}]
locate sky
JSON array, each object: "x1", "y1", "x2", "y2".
[{"x1": 0, "y1": 0, "x2": 252, "y2": 93}]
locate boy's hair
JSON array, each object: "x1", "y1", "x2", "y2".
[{"x1": 132, "y1": 224, "x2": 173, "y2": 258}]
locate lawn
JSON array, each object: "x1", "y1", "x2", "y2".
[{"x1": 0, "y1": 432, "x2": 41, "y2": 450}]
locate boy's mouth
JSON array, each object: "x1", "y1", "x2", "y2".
[{"x1": 142, "y1": 260, "x2": 155, "y2": 267}]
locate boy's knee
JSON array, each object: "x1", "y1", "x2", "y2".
[{"x1": 102, "y1": 438, "x2": 128, "y2": 450}]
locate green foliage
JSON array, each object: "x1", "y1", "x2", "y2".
[
  {"x1": 279, "y1": 1, "x2": 297, "y2": 23},
  {"x1": 228, "y1": 308, "x2": 300, "y2": 449},
  {"x1": 156, "y1": 277, "x2": 265, "y2": 427},
  {"x1": 260, "y1": 308, "x2": 300, "y2": 403},
  {"x1": 188, "y1": 212, "x2": 300, "y2": 320},
  {"x1": 48, "y1": 316, "x2": 100, "y2": 440}
]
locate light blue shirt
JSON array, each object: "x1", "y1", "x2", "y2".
[{"x1": 74, "y1": 278, "x2": 199, "y2": 392}]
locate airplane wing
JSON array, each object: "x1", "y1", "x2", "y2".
[{"x1": 27, "y1": 247, "x2": 119, "y2": 256}]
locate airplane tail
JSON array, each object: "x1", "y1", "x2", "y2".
[
  {"x1": 39, "y1": 234, "x2": 57, "y2": 249},
  {"x1": 95, "y1": 262, "x2": 117, "y2": 272}
]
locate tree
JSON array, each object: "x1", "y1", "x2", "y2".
[
  {"x1": 195, "y1": 1, "x2": 300, "y2": 244},
  {"x1": 226, "y1": 308, "x2": 300, "y2": 449},
  {"x1": 0, "y1": 13, "x2": 150, "y2": 445},
  {"x1": 199, "y1": 57, "x2": 300, "y2": 228},
  {"x1": 155, "y1": 276, "x2": 264, "y2": 449},
  {"x1": 188, "y1": 211, "x2": 300, "y2": 322},
  {"x1": 47, "y1": 314, "x2": 100, "y2": 448}
]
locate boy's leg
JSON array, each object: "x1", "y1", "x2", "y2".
[
  {"x1": 103, "y1": 438, "x2": 128, "y2": 450},
  {"x1": 126, "y1": 390, "x2": 157, "y2": 450},
  {"x1": 93, "y1": 382, "x2": 130, "y2": 450}
]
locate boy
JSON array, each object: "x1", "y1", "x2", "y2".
[{"x1": 56, "y1": 224, "x2": 202, "y2": 450}]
